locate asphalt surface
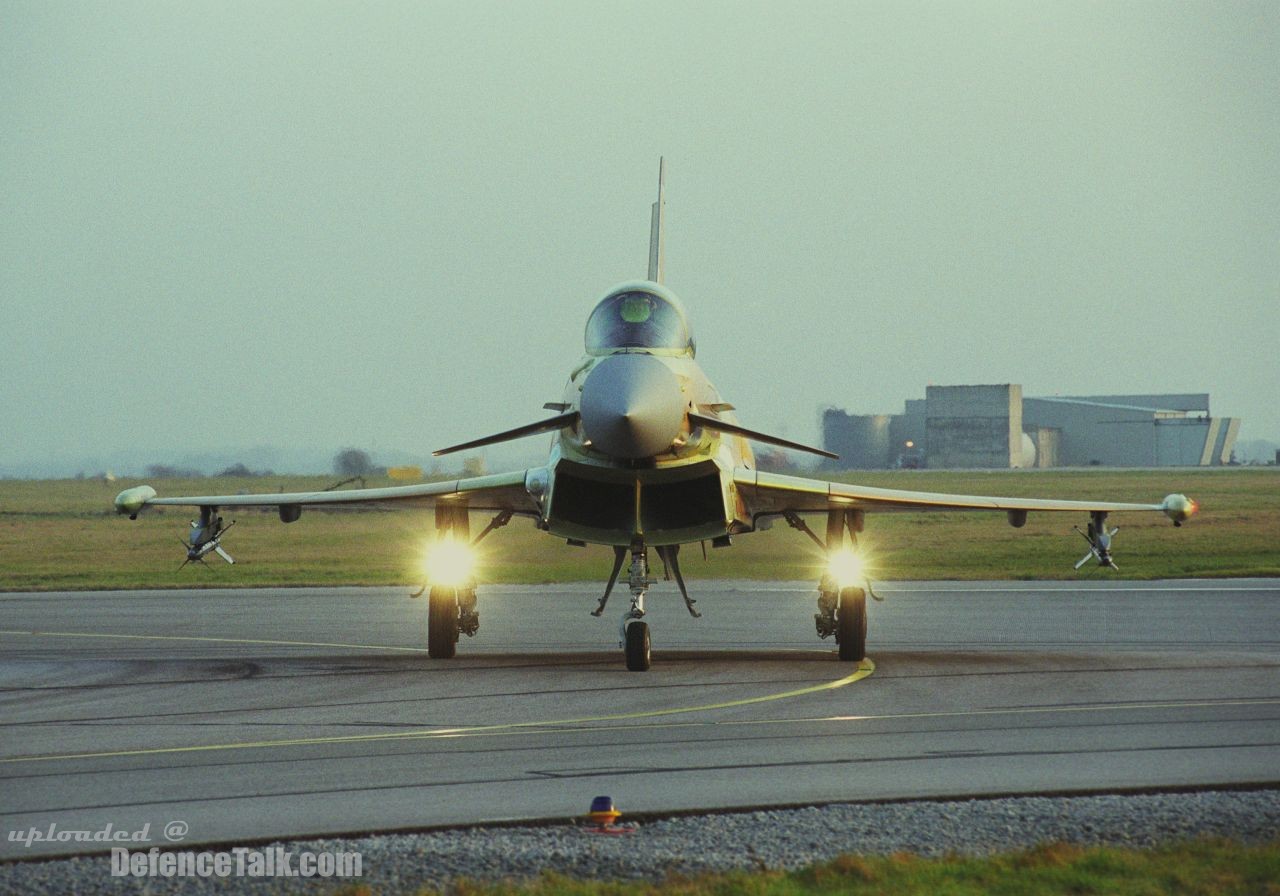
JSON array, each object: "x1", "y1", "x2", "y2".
[{"x1": 2, "y1": 579, "x2": 1277, "y2": 860}]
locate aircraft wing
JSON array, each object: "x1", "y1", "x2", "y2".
[
  {"x1": 733, "y1": 468, "x2": 1196, "y2": 521},
  {"x1": 115, "y1": 470, "x2": 541, "y2": 517}
]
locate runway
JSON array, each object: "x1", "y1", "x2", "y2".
[{"x1": 2, "y1": 580, "x2": 1277, "y2": 859}]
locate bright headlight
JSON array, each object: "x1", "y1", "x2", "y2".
[
  {"x1": 826, "y1": 548, "x2": 864, "y2": 589},
  {"x1": 424, "y1": 537, "x2": 475, "y2": 587}
]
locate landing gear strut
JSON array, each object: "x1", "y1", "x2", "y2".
[
  {"x1": 657, "y1": 545, "x2": 699, "y2": 618},
  {"x1": 622, "y1": 542, "x2": 652, "y2": 672}
]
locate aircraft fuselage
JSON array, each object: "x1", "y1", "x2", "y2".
[{"x1": 537, "y1": 280, "x2": 753, "y2": 547}]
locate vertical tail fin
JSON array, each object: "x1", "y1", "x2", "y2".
[{"x1": 647, "y1": 157, "x2": 666, "y2": 284}]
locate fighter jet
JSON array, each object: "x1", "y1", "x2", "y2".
[{"x1": 115, "y1": 160, "x2": 1198, "y2": 671}]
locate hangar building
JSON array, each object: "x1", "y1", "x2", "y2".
[{"x1": 822, "y1": 385, "x2": 1239, "y2": 470}]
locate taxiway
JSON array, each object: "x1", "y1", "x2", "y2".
[{"x1": 2, "y1": 580, "x2": 1276, "y2": 859}]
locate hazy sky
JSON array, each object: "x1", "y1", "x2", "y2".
[{"x1": 3, "y1": 1, "x2": 1277, "y2": 474}]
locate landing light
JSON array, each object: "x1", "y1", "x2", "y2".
[
  {"x1": 826, "y1": 548, "x2": 865, "y2": 589},
  {"x1": 424, "y1": 537, "x2": 476, "y2": 587}
]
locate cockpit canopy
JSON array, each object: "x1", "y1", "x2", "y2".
[{"x1": 584, "y1": 285, "x2": 694, "y2": 357}]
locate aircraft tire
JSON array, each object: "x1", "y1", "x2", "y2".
[
  {"x1": 624, "y1": 620, "x2": 651, "y2": 671},
  {"x1": 837, "y1": 587, "x2": 867, "y2": 662},
  {"x1": 428, "y1": 587, "x2": 459, "y2": 659}
]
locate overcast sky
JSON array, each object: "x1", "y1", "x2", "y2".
[{"x1": 3, "y1": 1, "x2": 1276, "y2": 475}]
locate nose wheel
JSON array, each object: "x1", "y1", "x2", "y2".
[{"x1": 624, "y1": 620, "x2": 651, "y2": 671}]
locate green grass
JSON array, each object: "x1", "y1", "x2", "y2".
[
  {"x1": 1, "y1": 468, "x2": 1277, "y2": 590},
  {"x1": 330, "y1": 838, "x2": 1280, "y2": 896}
]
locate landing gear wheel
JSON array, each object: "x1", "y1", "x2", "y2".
[
  {"x1": 624, "y1": 620, "x2": 651, "y2": 672},
  {"x1": 428, "y1": 586, "x2": 459, "y2": 659},
  {"x1": 836, "y1": 587, "x2": 867, "y2": 662}
]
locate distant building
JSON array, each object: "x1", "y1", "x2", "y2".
[
  {"x1": 823, "y1": 386, "x2": 1239, "y2": 469},
  {"x1": 925, "y1": 384, "x2": 1024, "y2": 469}
]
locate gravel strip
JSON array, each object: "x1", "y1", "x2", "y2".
[{"x1": 3, "y1": 789, "x2": 1277, "y2": 894}]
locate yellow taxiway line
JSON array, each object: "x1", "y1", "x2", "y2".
[{"x1": 0, "y1": 628, "x2": 875, "y2": 765}]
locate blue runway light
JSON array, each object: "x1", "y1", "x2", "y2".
[
  {"x1": 583, "y1": 795, "x2": 636, "y2": 834},
  {"x1": 587, "y1": 795, "x2": 621, "y2": 825}
]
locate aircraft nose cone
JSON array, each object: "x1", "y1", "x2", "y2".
[{"x1": 580, "y1": 354, "x2": 686, "y2": 459}]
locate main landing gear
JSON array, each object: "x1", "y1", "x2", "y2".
[
  {"x1": 835, "y1": 587, "x2": 867, "y2": 662},
  {"x1": 415, "y1": 505, "x2": 509, "y2": 659},
  {"x1": 792, "y1": 508, "x2": 874, "y2": 663},
  {"x1": 424, "y1": 582, "x2": 480, "y2": 659},
  {"x1": 592, "y1": 540, "x2": 699, "y2": 672}
]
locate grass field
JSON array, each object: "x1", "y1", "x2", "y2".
[
  {"x1": 345, "y1": 839, "x2": 1280, "y2": 896},
  {"x1": 1, "y1": 468, "x2": 1276, "y2": 591}
]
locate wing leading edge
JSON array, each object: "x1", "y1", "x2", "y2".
[
  {"x1": 115, "y1": 470, "x2": 540, "y2": 518},
  {"x1": 734, "y1": 468, "x2": 1196, "y2": 521}
]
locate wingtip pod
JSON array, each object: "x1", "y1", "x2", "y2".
[
  {"x1": 114, "y1": 485, "x2": 157, "y2": 518},
  {"x1": 1161, "y1": 493, "x2": 1198, "y2": 525}
]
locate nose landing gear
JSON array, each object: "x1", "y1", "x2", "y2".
[
  {"x1": 622, "y1": 543, "x2": 653, "y2": 671},
  {"x1": 592, "y1": 540, "x2": 697, "y2": 671}
]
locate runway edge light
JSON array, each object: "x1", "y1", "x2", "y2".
[{"x1": 583, "y1": 795, "x2": 634, "y2": 834}]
